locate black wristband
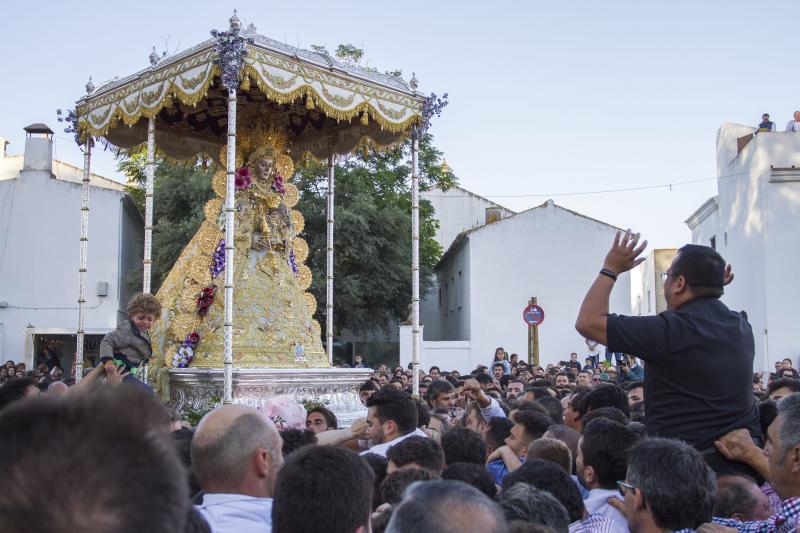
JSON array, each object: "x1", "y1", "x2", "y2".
[{"x1": 599, "y1": 268, "x2": 618, "y2": 281}]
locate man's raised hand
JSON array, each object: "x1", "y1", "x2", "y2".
[
  {"x1": 723, "y1": 264, "x2": 734, "y2": 286},
  {"x1": 603, "y1": 229, "x2": 648, "y2": 274}
]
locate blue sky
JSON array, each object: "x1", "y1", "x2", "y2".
[{"x1": 1, "y1": 1, "x2": 798, "y2": 249}]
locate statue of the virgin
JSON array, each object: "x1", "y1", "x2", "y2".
[{"x1": 148, "y1": 128, "x2": 326, "y2": 372}]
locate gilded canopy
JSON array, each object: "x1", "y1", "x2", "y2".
[{"x1": 74, "y1": 26, "x2": 426, "y2": 161}]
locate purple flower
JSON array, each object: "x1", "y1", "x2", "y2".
[
  {"x1": 235, "y1": 167, "x2": 252, "y2": 190},
  {"x1": 272, "y1": 174, "x2": 286, "y2": 194}
]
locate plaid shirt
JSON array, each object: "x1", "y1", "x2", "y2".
[
  {"x1": 712, "y1": 497, "x2": 800, "y2": 533},
  {"x1": 761, "y1": 483, "x2": 783, "y2": 515},
  {"x1": 569, "y1": 514, "x2": 617, "y2": 533}
]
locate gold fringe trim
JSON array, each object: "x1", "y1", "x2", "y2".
[
  {"x1": 242, "y1": 64, "x2": 421, "y2": 134},
  {"x1": 77, "y1": 64, "x2": 220, "y2": 137}
]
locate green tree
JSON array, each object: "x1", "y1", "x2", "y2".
[
  {"x1": 295, "y1": 134, "x2": 454, "y2": 335},
  {"x1": 121, "y1": 150, "x2": 215, "y2": 292}
]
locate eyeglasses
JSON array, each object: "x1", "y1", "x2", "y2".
[{"x1": 617, "y1": 480, "x2": 636, "y2": 497}]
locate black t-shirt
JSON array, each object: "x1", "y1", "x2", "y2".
[{"x1": 606, "y1": 297, "x2": 759, "y2": 451}]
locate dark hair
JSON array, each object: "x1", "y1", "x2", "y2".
[
  {"x1": 531, "y1": 379, "x2": 553, "y2": 388},
  {"x1": 366, "y1": 388, "x2": 418, "y2": 435},
  {"x1": 627, "y1": 438, "x2": 715, "y2": 530},
  {"x1": 514, "y1": 410, "x2": 554, "y2": 439},
  {"x1": 0, "y1": 377, "x2": 37, "y2": 411},
  {"x1": 767, "y1": 378, "x2": 800, "y2": 398},
  {"x1": 386, "y1": 436, "x2": 444, "y2": 474},
  {"x1": 385, "y1": 480, "x2": 507, "y2": 533},
  {"x1": 416, "y1": 400, "x2": 431, "y2": 428},
  {"x1": 512, "y1": 399, "x2": 550, "y2": 416},
  {"x1": 625, "y1": 381, "x2": 644, "y2": 392},
  {"x1": 536, "y1": 396, "x2": 564, "y2": 425},
  {"x1": 579, "y1": 406, "x2": 629, "y2": 427},
  {"x1": 501, "y1": 459, "x2": 584, "y2": 523},
  {"x1": 499, "y1": 484, "x2": 570, "y2": 533},
  {"x1": 0, "y1": 386, "x2": 188, "y2": 532},
  {"x1": 485, "y1": 416, "x2": 514, "y2": 451},
  {"x1": 171, "y1": 427, "x2": 201, "y2": 496},
  {"x1": 758, "y1": 400, "x2": 778, "y2": 441},
  {"x1": 580, "y1": 418, "x2": 640, "y2": 489},
  {"x1": 427, "y1": 380, "x2": 454, "y2": 404},
  {"x1": 380, "y1": 468, "x2": 439, "y2": 505},
  {"x1": 441, "y1": 462, "x2": 497, "y2": 498},
  {"x1": 362, "y1": 380, "x2": 380, "y2": 392},
  {"x1": 362, "y1": 453, "x2": 389, "y2": 511},
  {"x1": 429, "y1": 366, "x2": 440, "y2": 373},
  {"x1": 523, "y1": 387, "x2": 554, "y2": 401},
  {"x1": 307, "y1": 406, "x2": 338, "y2": 429},
  {"x1": 279, "y1": 428, "x2": 317, "y2": 457},
  {"x1": 713, "y1": 475, "x2": 761, "y2": 519},
  {"x1": 441, "y1": 426, "x2": 487, "y2": 465},
  {"x1": 577, "y1": 383, "x2": 630, "y2": 418},
  {"x1": 272, "y1": 446, "x2": 375, "y2": 533},
  {"x1": 672, "y1": 244, "x2": 726, "y2": 297},
  {"x1": 629, "y1": 402, "x2": 646, "y2": 424},
  {"x1": 475, "y1": 373, "x2": 493, "y2": 386}
]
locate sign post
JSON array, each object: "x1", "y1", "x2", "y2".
[{"x1": 523, "y1": 298, "x2": 545, "y2": 367}]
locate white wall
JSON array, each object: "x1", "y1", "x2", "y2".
[
  {"x1": 461, "y1": 201, "x2": 630, "y2": 370},
  {"x1": 689, "y1": 124, "x2": 800, "y2": 370},
  {"x1": 399, "y1": 326, "x2": 472, "y2": 374},
  {"x1": 0, "y1": 168, "x2": 131, "y2": 366},
  {"x1": 422, "y1": 186, "x2": 514, "y2": 251}
]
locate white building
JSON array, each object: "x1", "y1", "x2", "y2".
[
  {"x1": 0, "y1": 124, "x2": 142, "y2": 370},
  {"x1": 630, "y1": 249, "x2": 678, "y2": 316},
  {"x1": 685, "y1": 122, "x2": 800, "y2": 371},
  {"x1": 411, "y1": 199, "x2": 631, "y2": 372},
  {"x1": 422, "y1": 182, "x2": 516, "y2": 251}
]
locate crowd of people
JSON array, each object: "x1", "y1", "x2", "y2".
[{"x1": 2, "y1": 233, "x2": 799, "y2": 533}]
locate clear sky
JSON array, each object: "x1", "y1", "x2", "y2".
[{"x1": 1, "y1": 1, "x2": 798, "y2": 249}]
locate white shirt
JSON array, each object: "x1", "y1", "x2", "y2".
[
  {"x1": 196, "y1": 493, "x2": 273, "y2": 533},
  {"x1": 480, "y1": 396, "x2": 506, "y2": 420},
  {"x1": 361, "y1": 427, "x2": 428, "y2": 458},
  {"x1": 582, "y1": 488, "x2": 629, "y2": 533},
  {"x1": 786, "y1": 120, "x2": 800, "y2": 132}
]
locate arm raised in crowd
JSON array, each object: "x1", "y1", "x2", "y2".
[{"x1": 576, "y1": 229, "x2": 647, "y2": 345}]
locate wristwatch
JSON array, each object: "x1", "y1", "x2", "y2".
[{"x1": 599, "y1": 268, "x2": 618, "y2": 281}]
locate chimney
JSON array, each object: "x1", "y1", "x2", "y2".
[
  {"x1": 22, "y1": 123, "x2": 54, "y2": 174},
  {"x1": 485, "y1": 206, "x2": 504, "y2": 224}
]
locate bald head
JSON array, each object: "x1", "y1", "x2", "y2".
[{"x1": 192, "y1": 405, "x2": 282, "y2": 496}]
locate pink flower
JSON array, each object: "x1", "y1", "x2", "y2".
[
  {"x1": 272, "y1": 174, "x2": 286, "y2": 194},
  {"x1": 235, "y1": 167, "x2": 252, "y2": 190}
]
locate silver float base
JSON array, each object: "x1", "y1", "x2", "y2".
[{"x1": 168, "y1": 367, "x2": 372, "y2": 427}]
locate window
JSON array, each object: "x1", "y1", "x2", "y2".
[
  {"x1": 647, "y1": 291, "x2": 651, "y2": 313},
  {"x1": 710, "y1": 236, "x2": 716, "y2": 250},
  {"x1": 456, "y1": 270, "x2": 463, "y2": 309}
]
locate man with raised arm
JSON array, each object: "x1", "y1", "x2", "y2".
[{"x1": 575, "y1": 231, "x2": 759, "y2": 473}]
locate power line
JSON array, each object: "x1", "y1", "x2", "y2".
[{"x1": 421, "y1": 166, "x2": 767, "y2": 199}]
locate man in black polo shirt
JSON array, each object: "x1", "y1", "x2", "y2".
[{"x1": 575, "y1": 231, "x2": 759, "y2": 473}]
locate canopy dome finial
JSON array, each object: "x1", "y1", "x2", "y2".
[{"x1": 229, "y1": 10, "x2": 241, "y2": 32}]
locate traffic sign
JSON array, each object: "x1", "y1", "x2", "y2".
[{"x1": 523, "y1": 304, "x2": 545, "y2": 326}]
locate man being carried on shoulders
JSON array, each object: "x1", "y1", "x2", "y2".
[{"x1": 575, "y1": 231, "x2": 759, "y2": 475}]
